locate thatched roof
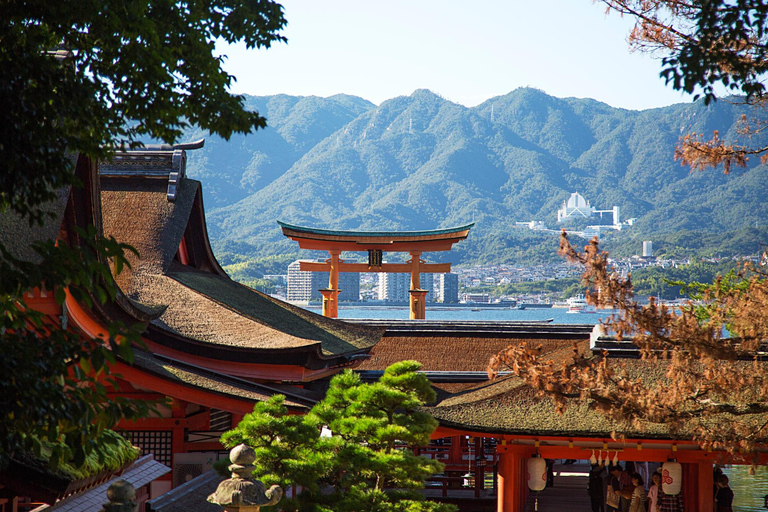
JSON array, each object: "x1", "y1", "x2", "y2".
[
  {"x1": 357, "y1": 335, "x2": 584, "y2": 372},
  {"x1": 99, "y1": 171, "x2": 381, "y2": 359},
  {"x1": 423, "y1": 341, "x2": 768, "y2": 443},
  {"x1": 422, "y1": 340, "x2": 675, "y2": 438},
  {"x1": 0, "y1": 186, "x2": 70, "y2": 262}
]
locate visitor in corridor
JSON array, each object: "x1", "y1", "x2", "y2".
[
  {"x1": 629, "y1": 473, "x2": 648, "y2": 512},
  {"x1": 647, "y1": 471, "x2": 662, "y2": 512},
  {"x1": 545, "y1": 459, "x2": 555, "y2": 487},
  {"x1": 607, "y1": 465, "x2": 623, "y2": 512},
  {"x1": 715, "y1": 474, "x2": 734, "y2": 512},
  {"x1": 619, "y1": 465, "x2": 635, "y2": 512},
  {"x1": 588, "y1": 463, "x2": 605, "y2": 512},
  {"x1": 658, "y1": 488, "x2": 684, "y2": 512}
]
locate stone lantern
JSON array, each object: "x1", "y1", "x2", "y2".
[
  {"x1": 208, "y1": 444, "x2": 283, "y2": 512},
  {"x1": 99, "y1": 480, "x2": 137, "y2": 512}
]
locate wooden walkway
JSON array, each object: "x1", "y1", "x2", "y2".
[
  {"x1": 421, "y1": 461, "x2": 596, "y2": 512},
  {"x1": 524, "y1": 462, "x2": 593, "y2": 512}
]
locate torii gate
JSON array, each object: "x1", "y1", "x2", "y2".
[{"x1": 278, "y1": 221, "x2": 473, "y2": 319}]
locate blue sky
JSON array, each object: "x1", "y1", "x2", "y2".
[{"x1": 216, "y1": 0, "x2": 694, "y2": 111}]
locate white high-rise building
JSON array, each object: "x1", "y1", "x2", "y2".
[
  {"x1": 434, "y1": 273, "x2": 459, "y2": 303},
  {"x1": 378, "y1": 272, "x2": 437, "y2": 302},
  {"x1": 643, "y1": 241, "x2": 653, "y2": 258},
  {"x1": 287, "y1": 260, "x2": 359, "y2": 302},
  {"x1": 378, "y1": 273, "x2": 410, "y2": 302}
]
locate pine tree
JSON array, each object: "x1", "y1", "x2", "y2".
[{"x1": 221, "y1": 361, "x2": 456, "y2": 512}]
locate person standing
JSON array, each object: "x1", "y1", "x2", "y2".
[
  {"x1": 629, "y1": 473, "x2": 648, "y2": 512},
  {"x1": 647, "y1": 472, "x2": 662, "y2": 512},
  {"x1": 588, "y1": 464, "x2": 605, "y2": 512},
  {"x1": 715, "y1": 474, "x2": 734, "y2": 512},
  {"x1": 619, "y1": 466, "x2": 635, "y2": 512},
  {"x1": 607, "y1": 466, "x2": 624, "y2": 512},
  {"x1": 659, "y1": 488, "x2": 685, "y2": 512}
]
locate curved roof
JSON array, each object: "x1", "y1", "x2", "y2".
[
  {"x1": 99, "y1": 173, "x2": 382, "y2": 363},
  {"x1": 278, "y1": 221, "x2": 474, "y2": 251},
  {"x1": 277, "y1": 221, "x2": 474, "y2": 238}
]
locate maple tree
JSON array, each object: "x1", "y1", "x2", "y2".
[
  {"x1": 601, "y1": 0, "x2": 768, "y2": 172},
  {"x1": 488, "y1": 232, "x2": 768, "y2": 459}
]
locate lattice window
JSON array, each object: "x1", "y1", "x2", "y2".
[
  {"x1": 124, "y1": 430, "x2": 173, "y2": 467},
  {"x1": 209, "y1": 409, "x2": 232, "y2": 431}
]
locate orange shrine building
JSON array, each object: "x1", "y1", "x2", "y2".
[{"x1": 3, "y1": 140, "x2": 764, "y2": 512}]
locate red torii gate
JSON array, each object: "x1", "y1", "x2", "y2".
[{"x1": 278, "y1": 221, "x2": 473, "y2": 319}]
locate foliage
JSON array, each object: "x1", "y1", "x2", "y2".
[
  {"x1": 489, "y1": 233, "x2": 768, "y2": 459},
  {"x1": 0, "y1": 226, "x2": 153, "y2": 469},
  {"x1": 220, "y1": 361, "x2": 456, "y2": 512},
  {"x1": 0, "y1": 0, "x2": 286, "y2": 474},
  {"x1": 56, "y1": 430, "x2": 140, "y2": 480},
  {"x1": 1, "y1": 0, "x2": 286, "y2": 224},
  {"x1": 630, "y1": 260, "x2": 744, "y2": 299},
  {"x1": 601, "y1": 0, "x2": 768, "y2": 171},
  {"x1": 461, "y1": 278, "x2": 582, "y2": 299}
]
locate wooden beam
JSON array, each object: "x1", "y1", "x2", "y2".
[{"x1": 299, "y1": 261, "x2": 451, "y2": 273}]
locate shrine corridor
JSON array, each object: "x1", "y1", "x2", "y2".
[{"x1": 524, "y1": 461, "x2": 593, "y2": 512}]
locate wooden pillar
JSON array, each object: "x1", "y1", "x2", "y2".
[
  {"x1": 171, "y1": 399, "x2": 187, "y2": 468},
  {"x1": 474, "y1": 436, "x2": 484, "y2": 498},
  {"x1": 682, "y1": 462, "x2": 699, "y2": 512},
  {"x1": 409, "y1": 251, "x2": 426, "y2": 319},
  {"x1": 497, "y1": 451, "x2": 522, "y2": 512},
  {"x1": 449, "y1": 435, "x2": 463, "y2": 465},
  {"x1": 321, "y1": 250, "x2": 341, "y2": 318},
  {"x1": 697, "y1": 461, "x2": 713, "y2": 512},
  {"x1": 320, "y1": 289, "x2": 336, "y2": 318},
  {"x1": 409, "y1": 289, "x2": 427, "y2": 320},
  {"x1": 409, "y1": 251, "x2": 421, "y2": 290}
]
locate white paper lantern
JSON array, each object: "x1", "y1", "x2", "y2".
[
  {"x1": 527, "y1": 457, "x2": 547, "y2": 491},
  {"x1": 662, "y1": 461, "x2": 682, "y2": 495}
]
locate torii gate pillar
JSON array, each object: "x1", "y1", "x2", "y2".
[
  {"x1": 409, "y1": 250, "x2": 427, "y2": 319},
  {"x1": 320, "y1": 250, "x2": 341, "y2": 318}
]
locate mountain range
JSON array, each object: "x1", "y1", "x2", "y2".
[{"x1": 180, "y1": 88, "x2": 768, "y2": 267}]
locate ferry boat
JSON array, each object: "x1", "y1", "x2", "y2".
[{"x1": 566, "y1": 294, "x2": 596, "y2": 314}]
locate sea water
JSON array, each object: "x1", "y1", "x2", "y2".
[
  {"x1": 301, "y1": 305, "x2": 609, "y2": 324},
  {"x1": 722, "y1": 465, "x2": 768, "y2": 511}
]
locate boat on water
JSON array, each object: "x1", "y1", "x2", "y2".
[
  {"x1": 517, "y1": 302, "x2": 553, "y2": 309},
  {"x1": 566, "y1": 294, "x2": 597, "y2": 314}
]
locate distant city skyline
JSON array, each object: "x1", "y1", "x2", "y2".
[{"x1": 216, "y1": 0, "x2": 697, "y2": 111}]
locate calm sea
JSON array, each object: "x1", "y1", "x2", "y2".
[
  {"x1": 301, "y1": 305, "x2": 608, "y2": 324},
  {"x1": 722, "y1": 465, "x2": 768, "y2": 512}
]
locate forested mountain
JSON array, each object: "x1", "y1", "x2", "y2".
[{"x1": 183, "y1": 88, "x2": 768, "y2": 266}]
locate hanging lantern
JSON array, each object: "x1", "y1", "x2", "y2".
[
  {"x1": 527, "y1": 456, "x2": 547, "y2": 491},
  {"x1": 463, "y1": 437, "x2": 474, "y2": 488},
  {"x1": 662, "y1": 461, "x2": 682, "y2": 495}
]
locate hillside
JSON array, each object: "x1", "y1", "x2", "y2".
[{"x1": 180, "y1": 88, "x2": 768, "y2": 267}]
